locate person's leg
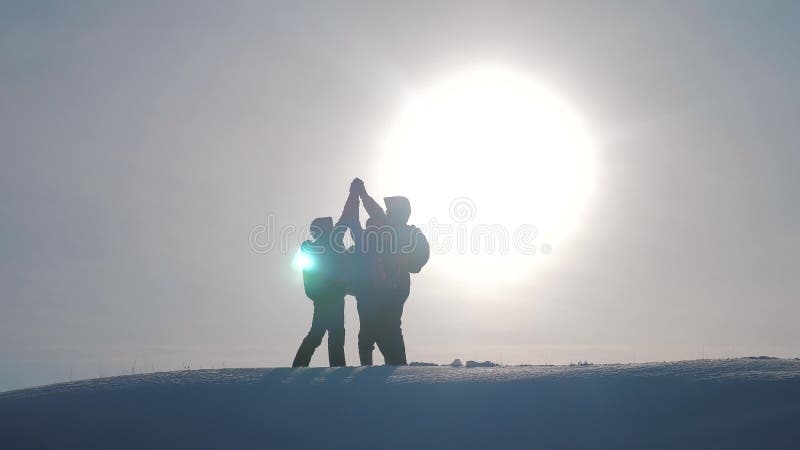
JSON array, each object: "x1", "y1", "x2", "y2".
[
  {"x1": 373, "y1": 300, "x2": 392, "y2": 364},
  {"x1": 356, "y1": 297, "x2": 377, "y2": 366},
  {"x1": 292, "y1": 301, "x2": 325, "y2": 367},
  {"x1": 326, "y1": 297, "x2": 346, "y2": 367},
  {"x1": 381, "y1": 294, "x2": 407, "y2": 366}
]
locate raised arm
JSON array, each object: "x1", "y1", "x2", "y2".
[
  {"x1": 356, "y1": 180, "x2": 386, "y2": 223},
  {"x1": 337, "y1": 180, "x2": 363, "y2": 244},
  {"x1": 337, "y1": 190, "x2": 360, "y2": 227}
]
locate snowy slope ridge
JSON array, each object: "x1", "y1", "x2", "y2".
[{"x1": 1, "y1": 358, "x2": 799, "y2": 449}]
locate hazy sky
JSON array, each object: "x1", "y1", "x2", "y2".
[{"x1": 2, "y1": 1, "x2": 799, "y2": 391}]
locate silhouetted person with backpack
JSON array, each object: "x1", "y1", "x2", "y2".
[
  {"x1": 344, "y1": 178, "x2": 429, "y2": 365},
  {"x1": 291, "y1": 192, "x2": 355, "y2": 367}
]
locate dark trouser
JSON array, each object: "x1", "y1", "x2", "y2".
[
  {"x1": 292, "y1": 296, "x2": 346, "y2": 367},
  {"x1": 356, "y1": 291, "x2": 407, "y2": 366}
]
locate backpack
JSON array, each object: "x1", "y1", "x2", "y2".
[
  {"x1": 398, "y1": 225, "x2": 430, "y2": 274},
  {"x1": 300, "y1": 240, "x2": 346, "y2": 300}
]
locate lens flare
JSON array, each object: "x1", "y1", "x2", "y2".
[{"x1": 292, "y1": 250, "x2": 314, "y2": 271}]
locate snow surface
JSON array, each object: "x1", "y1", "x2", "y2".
[{"x1": 1, "y1": 358, "x2": 799, "y2": 449}]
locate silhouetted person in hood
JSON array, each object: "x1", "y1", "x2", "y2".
[
  {"x1": 292, "y1": 195, "x2": 354, "y2": 367},
  {"x1": 345, "y1": 178, "x2": 429, "y2": 365}
]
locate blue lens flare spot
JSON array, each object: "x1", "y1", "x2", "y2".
[{"x1": 292, "y1": 250, "x2": 314, "y2": 271}]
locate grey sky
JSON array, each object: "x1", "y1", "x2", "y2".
[{"x1": 2, "y1": 1, "x2": 799, "y2": 391}]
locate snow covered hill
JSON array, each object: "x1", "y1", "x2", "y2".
[{"x1": 1, "y1": 358, "x2": 799, "y2": 449}]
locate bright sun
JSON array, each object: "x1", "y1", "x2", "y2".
[{"x1": 377, "y1": 67, "x2": 597, "y2": 285}]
